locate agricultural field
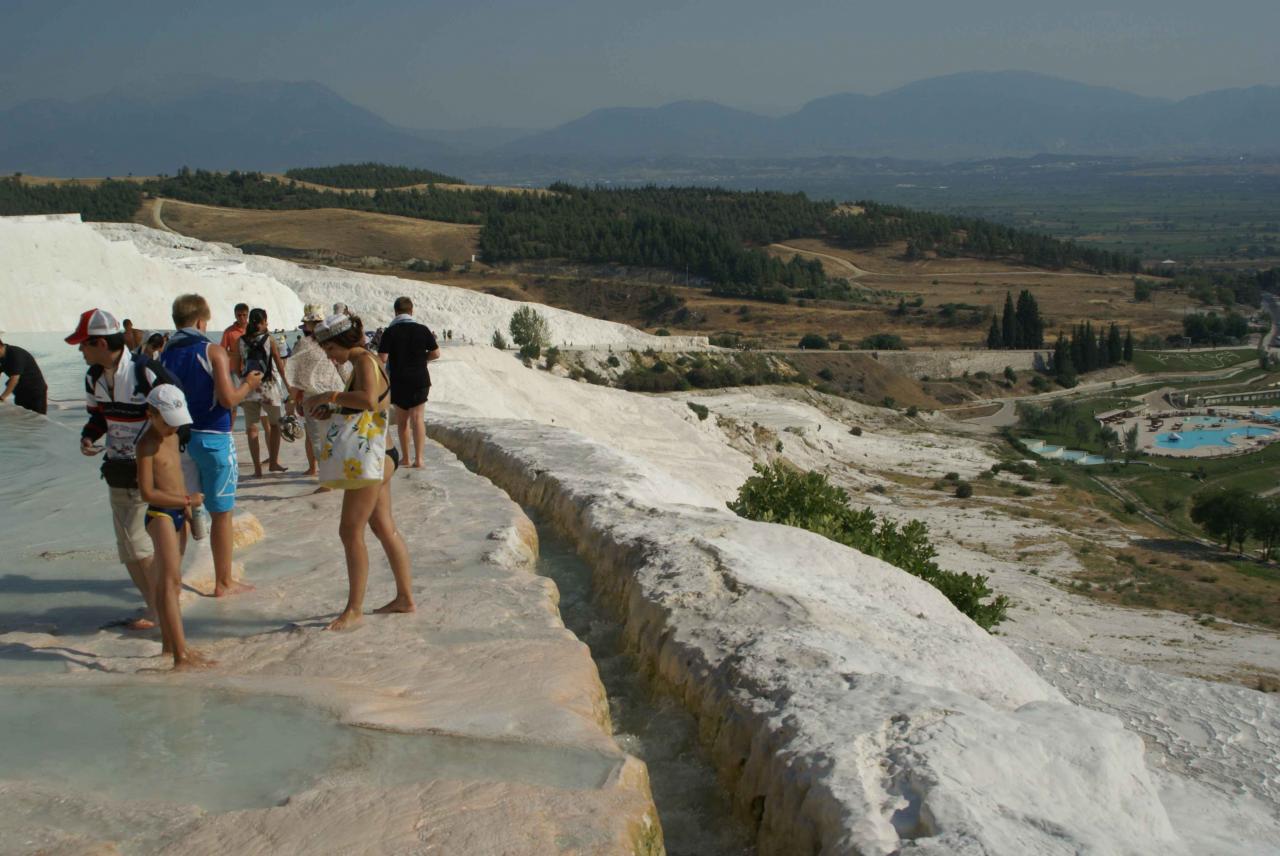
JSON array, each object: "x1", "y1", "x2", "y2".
[{"x1": 1131, "y1": 348, "x2": 1258, "y2": 373}]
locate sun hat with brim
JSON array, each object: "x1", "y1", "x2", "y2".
[
  {"x1": 302, "y1": 304, "x2": 325, "y2": 323},
  {"x1": 65, "y1": 308, "x2": 123, "y2": 345},
  {"x1": 146, "y1": 384, "x2": 193, "y2": 428},
  {"x1": 315, "y1": 313, "x2": 354, "y2": 343}
]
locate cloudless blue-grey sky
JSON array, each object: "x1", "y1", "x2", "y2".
[{"x1": 1, "y1": 0, "x2": 1276, "y2": 128}]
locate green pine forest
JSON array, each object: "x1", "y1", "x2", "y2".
[{"x1": 2, "y1": 165, "x2": 1145, "y2": 304}]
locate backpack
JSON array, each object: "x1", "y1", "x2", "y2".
[{"x1": 243, "y1": 334, "x2": 273, "y2": 380}]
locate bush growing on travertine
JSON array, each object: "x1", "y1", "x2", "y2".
[
  {"x1": 687, "y1": 402, "x2": 709, "y2": 421},
  {"x1": 729, "y1": 462, "x2": 1009, "y2": 630},
  {"x1": 491, "y1": 330, "x2": 508, "y2": 349},
  {"x1": 509, "y1": 306, "x2": 550, "y2": 350}
]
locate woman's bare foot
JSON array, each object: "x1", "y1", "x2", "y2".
[
  {"x1": 123, "y1": 616, "x2": 156, "y2": 631},
  {"x1": 269, "y1": 462, "x2": 289, "y2": 473},
  {"x1": 311, "y1": 486, "x2": 332, "y2": 494},
  {"x1": 214, "y1": 579, "x2": 255, "y2": 597},
  {"x1": 303, "y1": 468, "x2": 318, "y2": 477},
  {"x1": 372, "y1": 595, "x2": 416, "y2": 614},
  {"x1": 252, "y1": 467, "x2": 264, "y2": 478},
  {"x1": 411, "y1": 460, "x2": 425, "y2": 469},
  {"x1": 326, "y1": 609, "x2": 363, "y2": 631},
  {"x1": 172, "y1": 648, "x2": 216, "y2": 670}
]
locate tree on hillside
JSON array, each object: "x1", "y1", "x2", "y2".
[
  {"x1": 1123, "y1": 424, "x2": 1140, "y2": 464},
  {"x1": 1190, "y1": 488, "x2": 1256, "y2": 553},
  {"x1": 986, "y1": 316, "x2": 1001, "y2": 350},
  {"x1": 1001, "y1": 292, "x2": 1016, "y2": 348},
  {"x1": 509, "y1": 306, "x2": 550, "y2": 350}
]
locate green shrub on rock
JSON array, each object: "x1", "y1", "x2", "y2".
[{"x1": 729, "y1": 462, "x2": 1010, "y2": 630}]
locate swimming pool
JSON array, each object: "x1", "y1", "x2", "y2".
[{"x1": 1155, "y1": 425, "x2": 1274, "y2": 449}]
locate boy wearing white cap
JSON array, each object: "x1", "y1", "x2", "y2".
[{"x1": 136, "y1": 384, "x2": 211, "y2": 670}]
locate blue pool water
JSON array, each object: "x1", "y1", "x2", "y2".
[{"x1": 1156, "y1": 426, "x2": 1274, "y2": 449}]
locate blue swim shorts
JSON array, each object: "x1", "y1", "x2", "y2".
[{"x1": 185, "y1": 431, "x2": 238, "y2": 514}]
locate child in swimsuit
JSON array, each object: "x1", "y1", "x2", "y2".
[{"x1": 136, "y1": 384, "x2": 212, "y2": 670}]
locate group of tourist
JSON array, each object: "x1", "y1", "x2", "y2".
[{"x1": 2, "y1": 294, "x2": 442, "y2": 668}]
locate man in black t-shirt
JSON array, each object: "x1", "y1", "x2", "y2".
[
  {"x1": 377, "y1": 297, "x2": 440, "y2": 469},
  {"x1": 0, "y1": 336, "x2": 48, "y2": 415}
]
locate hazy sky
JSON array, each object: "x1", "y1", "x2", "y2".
[{"x1": 2, "y1": 0, "x2": 1277, "y2": 128}]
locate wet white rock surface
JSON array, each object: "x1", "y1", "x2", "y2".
[{"x1": 0, "y1": 437, "x2": 660, "y2": 855}]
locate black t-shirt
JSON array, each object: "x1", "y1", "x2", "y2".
[
  {"x1": 0, "y1": 345, "x2": 47, "y2": 395},
  {"x1": 377, "y1": 321, "x2": 438, "y2": 389}
]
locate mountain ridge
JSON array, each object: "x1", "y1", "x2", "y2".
[{"x1": 3, "y1": 71, "x2": 1278, "y2": 175}]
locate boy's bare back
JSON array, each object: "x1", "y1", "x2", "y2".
[{"x1": 137, "y1": 427, "x2": 185, "y2": 505}]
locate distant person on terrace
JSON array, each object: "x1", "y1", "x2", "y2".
[
  {"x1": 285, "y1": 304, "x2": 349, "y2": 483},
  {"x1": 0, "y1": 335, "x2": 48, "y2": 415},
  {"x1": 306, "y1": 313, "x2": 413, "y2": 631},
  {"x1": 233, "y1": 308, "x2": 289, "y2": 477},
  {"x1": 377, "y1": 296, "x2": 440, "y2": 469}
]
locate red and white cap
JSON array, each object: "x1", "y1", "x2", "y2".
[{"x1": 65, "y1": 309, "x2": 123, "y2": 345}]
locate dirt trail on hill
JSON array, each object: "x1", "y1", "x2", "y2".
[{"x1": 772, "y1": 242, "x2": 1126, "y2": 280}]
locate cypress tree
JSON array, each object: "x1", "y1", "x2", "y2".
[
  {"x1": 1123, "y1": 328, "x2": 1134, "y2": 362},
  {"x1": 987, "y1": 315, "x2": 1002, "y2": 349},
  {"x1": 1001, "y1": 292, "x2": 1016, "y2": 349},
  {"x1": 1106, "y1": 323, "x2": 1123, "y2": 365}
]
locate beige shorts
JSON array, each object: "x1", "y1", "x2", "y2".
[
  {"x1": 242, "y1": 399, "x2": 282, "y2": 426},
  {"x1": 109, "y1": 487, "x2": 154, "y2": 563}
]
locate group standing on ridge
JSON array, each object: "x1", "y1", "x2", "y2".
[{"x1": 4, "y1": 295, "x2": 442, "y2": 668}]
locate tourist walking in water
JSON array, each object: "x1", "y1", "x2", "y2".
[
  {"x1": 377, "y1": 296, "x2": 440, "y2": 469},
  {"x1": 306, "y1": 313, "x2": 413, "y2": 631},
  {"x1": 135, "y1": 384, "x2": 212, "y2": 669},
  {"x1": 284, "y1": 304, "x2": 349, "y2": 483},
  {"x1": 0, "y1": 335, "x2": 48, "y2": 415},
  {"x1": 69, "y1": 308, "x2": 168, "y2": 628},
  {"x1": 161, "y1": 294, "x2": 261, "y2": 597},
  {"x1": 233, "y1": 308, "x2": 289, "y2": 477}
]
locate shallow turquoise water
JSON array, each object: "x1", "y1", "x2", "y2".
[{"x1": 1155, "y1": 426, "x2": 1274, "y2": 449}]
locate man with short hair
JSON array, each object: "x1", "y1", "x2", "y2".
[
  {"x1": 285, "y1": 304, "x2": 348, "y2": 481},
  {"x1": 162, "y1": 294, "x2": 262, "y2": 597},
  {"x1": 220, "y1": 303, "x2": 250, "y2": 355},
  {"x1": 0, "y1": 335, "x2": 48, "y2": 415},
  {"x1": 68, "y1": 308, "x2": 162, "y2": 628},
  {"x1": 377, "y1": 296, "x2": 440, "y2": 469},
  {"x1": 122, "y1": 319, "x2": 145, "y2": 352}
]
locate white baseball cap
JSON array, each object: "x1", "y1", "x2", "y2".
[{"x1": 146, "y1": 384, "x2": 193, "y2": 427}]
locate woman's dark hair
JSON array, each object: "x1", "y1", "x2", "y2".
[
  {"x1": 328, "y1": 315, "x2": 365, "y2": 349},
  {"x1": 146, "y1": 332, "x2": 166, "y2": 348},
  {"x1": 248, "y1": 308, "x2": 268, "y2": 334}
]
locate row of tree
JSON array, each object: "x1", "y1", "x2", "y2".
[
  {"x1": 986, "y1": 290, "x2": 1045, "y2": 349},
  {"x1": 0, "y1": 177, "x2": 143, "y2": 221},
  {"x1": 1191, "y1": 488, "x2": 1280, "y2": 559},
  {"x1": 1051, "y1": 322, "x2": 1134, "y2": 386},
  {"x1": 283, "y1": 163, "x2": 462, "y2": 188},
  {"x1": 827, "y1": 200, "x2": 1142, "y2": 274},
  {"x1": 1182, "y1": 311, "x2": 1251, "y2": 345}
]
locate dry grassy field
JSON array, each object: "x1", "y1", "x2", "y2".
[
  {"x1": 767, "y1": 239, "x2": 1198, "y2": 346},
  {"x1": 155, "y1": 200, "x2": 480, "y2": 265}
]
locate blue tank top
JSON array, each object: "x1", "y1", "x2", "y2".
[{"x1": 161, "y1": 329, "x2": 232, "y2": 433}]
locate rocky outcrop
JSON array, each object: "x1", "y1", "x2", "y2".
[{"x1": 427, "y1": 415, "x2": 1184, "y2": 855}]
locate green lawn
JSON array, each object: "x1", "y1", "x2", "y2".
[{"x1": 1131, "y1": 348, "x2": 1257, "y2": 373}]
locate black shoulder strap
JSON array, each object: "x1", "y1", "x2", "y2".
[{"x1": 131, "y1": 349, "x2": 184, "y2": 395}]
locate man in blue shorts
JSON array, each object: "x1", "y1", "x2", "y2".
[{"x1": 162, "y1": 294, "x2": 263, "y2": 597}]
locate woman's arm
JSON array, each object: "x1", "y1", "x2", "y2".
[{"x1": 270, "y1": 337, "x2": 289, "y2": 382}]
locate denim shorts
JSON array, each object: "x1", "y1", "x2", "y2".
[{"x1": 182, "y1": 431, "x2": 238, "y2": 514}]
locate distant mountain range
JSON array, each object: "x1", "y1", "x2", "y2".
[{"x1": 3, "y1": 71, "x2": 1278, "y2": 176}]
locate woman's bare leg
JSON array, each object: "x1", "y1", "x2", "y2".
[
  {"x1": 246, "y1": 421, "x2": 263, "y2": 478},
  {"x1": 328, "y1": 483, "x2": 382, "y2": 631},
  {"x1": 409, "y1": 403, "x2": 426, "y2": 468},
  {"x1": 302, "y1": 423, "x2": 318, "y2": 476},
  {"x1": 369, "y1": 470, "x2": 414, "y2": 613},
  {"x1": 267, "y1": 421, "x2": 287, "y2": 472}
]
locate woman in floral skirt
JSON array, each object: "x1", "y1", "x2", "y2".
[{"x1": 306, "y1": 313, "x2": 414, "y2": 630}]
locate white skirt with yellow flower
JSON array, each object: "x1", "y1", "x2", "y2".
[{"x1": 317, "y1": 408, "x2": 388, "y2": 490}]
